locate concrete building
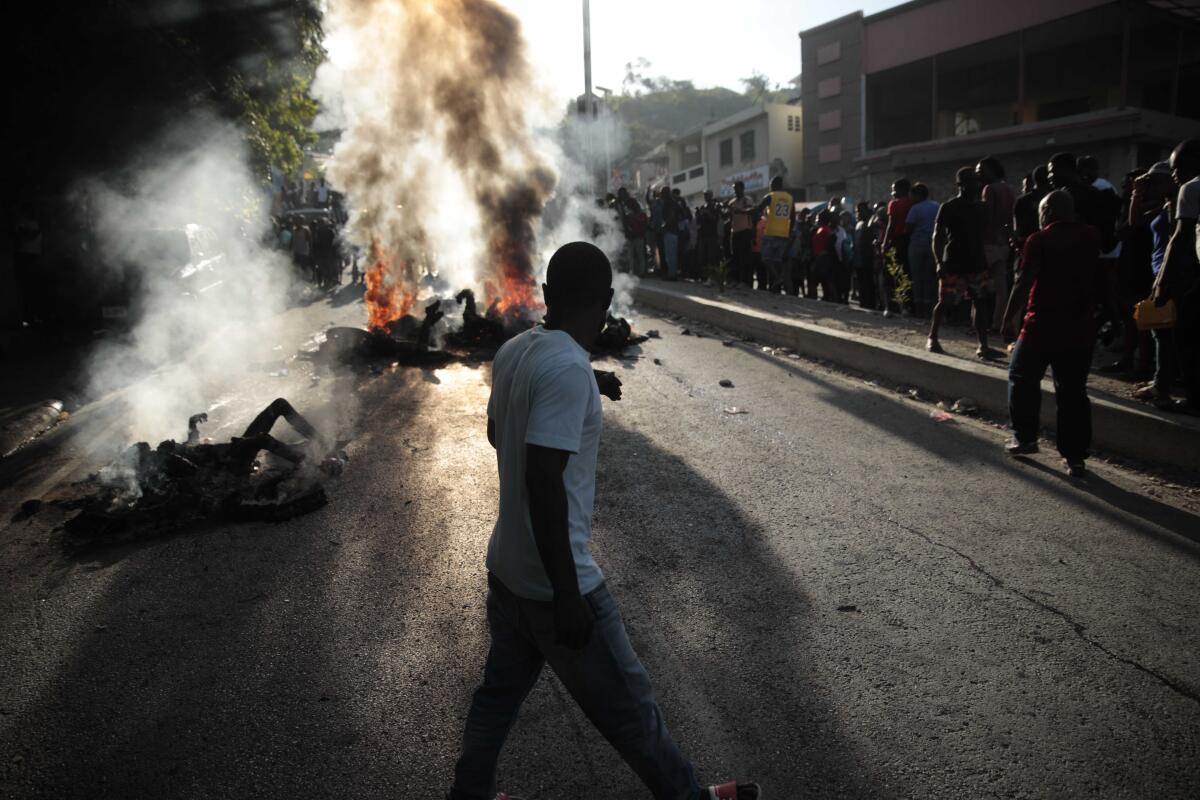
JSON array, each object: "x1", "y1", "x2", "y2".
[
  {"x1": 799, "y1": 0, "x2": 1200, "y2": 203},
  {"x1": 653, "y1": 103, "x2": 805, "y2": 206}
]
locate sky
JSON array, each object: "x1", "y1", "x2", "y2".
[{"x1": 502, "y1": 0, "x2": 908, "y2": 105}]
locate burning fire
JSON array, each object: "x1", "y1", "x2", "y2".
[{"x1": 364, "y1": 241, "x2": 415, "y2": 332}]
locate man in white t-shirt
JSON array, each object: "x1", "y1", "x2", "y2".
[
  {"x1": 1154, "y1": 139, "x2": 1200, "y2": 415},
  {"x1": 448, "y1": 242, "x2": 760, "y2": 800}
]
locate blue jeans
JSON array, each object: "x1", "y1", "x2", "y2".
[
  {"x1": 664, "y1": 233, "x2": 679, "y2": 278},
  {"x1": 1007, "y1": 340, "x2": 1093, "y2": 460},
  {"x1": 450, "y1": 574, "x2": 700, "y2": 800},
  {"x1": 908, "y1": 238, "x2": 936, "y2": 306}
]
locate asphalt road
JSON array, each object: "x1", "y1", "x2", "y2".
[{"x1": 1, "y1": 297, "x2": 1198, "y2": 799}]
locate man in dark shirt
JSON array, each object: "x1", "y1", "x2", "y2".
[
  {"x1": 1048, "y1": 152, "x2": 1118, "y2": 252},
  {"x1": 1002, "y1": 190, "x2": 1102, "y2": 476},
  {"x1": 695, "y1": 190, "x2": 721, "y2": 281},
  {"x1": 927, "y1": 167, "x2": 995, "y2": 358}
]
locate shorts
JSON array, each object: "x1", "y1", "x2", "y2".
[
  {"x1": 939, "y1": 270, "x2": 993, "y2": 303},
  {"x1": 761, "y1": 235, "x2": 789, "y2": 264}
]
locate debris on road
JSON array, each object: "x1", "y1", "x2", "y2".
[
  {"x1": 62, "y1": 400, "x2": 347, "y2": 545},
  {"x1": 951, "y1": 397, "x2": 980, "y2": 415},
  {"x1": 680, "y1": 328, "x2": 692, "y2": 336},
  {"x1": 645, "y1": 329, "x2": 661, "y2": 339},
  {"x1": 836, "y1": 604, "x2": 859, "y2": 612},
  {"x1": 591, "y1": 315, "x2": 650, "y2": 356},
  {"x1": 722, "y1": 340, "x2": 735, "y2": 347},
  {"x1": 930, "y1": 411, "x2": 955, "y2": 422},
  {"x1": 719, "y1": 379, "x2": 734, "y2": 388},
  {"x1": 723, "y1": 406, "x2": 748, "y2": 415}
]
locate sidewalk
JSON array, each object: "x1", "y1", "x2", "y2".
[{"x1": 634, "y1": 279, "x2": 1200, "y2": 472}]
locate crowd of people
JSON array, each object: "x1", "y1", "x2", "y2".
[
  {"x1": 608, "y1": 138, "x2": 1200, "y2": 474},
  {"x1": 269, "y1": 175, "x2": 360, "y2": 290}
]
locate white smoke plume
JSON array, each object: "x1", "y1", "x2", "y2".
[
  {"x1": 313, "y1": 0, "x2": 637, "y2": 327},
  {"x1": 78, "y1": 115, "x2": 301, "y2": 445}
]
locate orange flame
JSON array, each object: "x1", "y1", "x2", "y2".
[{"x1": 364, "y1": 241, "x2": 415, "y2": 332}]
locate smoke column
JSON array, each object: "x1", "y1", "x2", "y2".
[{"x1": 316, "y1": 0, "x2": 561, "y2": 330}]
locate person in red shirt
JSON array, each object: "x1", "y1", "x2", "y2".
[
  {"x1": 880, "y1": 179, "x2": 914, "y2": 311},
  {"x1": 810, "y1": 209, "x2": 839, "y2": 301},
  {"x1": 1001, "y1": 190, "x2": 1103, "y2": 476}
]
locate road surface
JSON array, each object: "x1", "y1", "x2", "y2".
[{"x1": 1, "y1": 298, "x2": 1198, "y2": 799}]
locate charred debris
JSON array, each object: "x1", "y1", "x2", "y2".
[
  {"x1": 62, "y1": 400, "x2": 346, "y2": 545},
  {"x1": 311, "y1": 289, "x2": 648, "y2": 367}
]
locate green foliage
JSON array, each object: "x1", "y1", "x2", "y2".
[
  {"x1": 710, "y1": 257, "x2": 732, "y2": 292},
  {"x1": 885, "y1": 247, "x2": 912, "y2": 307},
  {"x1": 228, "y1": 66, "x2": 320, "y2": 181},
  {"x1": 607, "y1": 60, "x2": 796, "y2": 160}
]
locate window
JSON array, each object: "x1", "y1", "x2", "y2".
[
  {"x1": 817, "y1": 41, "x2": 841, "y2": 66},
  {"x1": 866, "y1": 58, "x2": 933, "y2": 150},
  {"x1": 787, "y1": 115, "x2": 794, "y2": 132},
  {"x1": 934, "y1": 33, "x2": 1019, "y2": 138},
  {"x1": 739, "y1": 130, "x2": 756, "y2": 162},
  {"x1": 719, "y1": 138, "x2": 733, "y2": 167},
  {"x1": 818, "y1": 76, "x2": 841, "y2": 99},
  {"x1": 818, "y1": 143, "x2": 841, "y2": 164},
  {"x1": 1022, "y1": 4, "x2": 1122, "y2": 123},
  {"x1": 818, "y1": 109, "x2": 841, "y2": 131}
]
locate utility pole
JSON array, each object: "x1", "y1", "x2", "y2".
[{"x1": 582, "y1": 0, "x2": 595, "y2": 196}]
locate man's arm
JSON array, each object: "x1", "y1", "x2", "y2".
[
  {"x1": 1156, "y1": 183, "x2": 1198, "y2": 305},
  {"x1": 931, "y1": 207, "x2": 947, "y2": 277},
  {"x1": 487, "y1": 418, "x2": 496, "y2": 449},
  {"x1": 880, "y1": 204, "x2": 895, "y2": 253},
  {"x1": 526, "y1": 444, "x2": 592, "y2": 648},
  {"x1": 1002, "y1": 234, "x2": 1040, "y2": 341}
]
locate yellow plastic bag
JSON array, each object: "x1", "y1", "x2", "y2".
[{"x1": 1134, "y1": 297, "x2": 1176, "y2": 330}]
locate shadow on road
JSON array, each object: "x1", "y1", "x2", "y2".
[
  {"x1": 0, "y1": 370, "x2": 440, "y2": 800},
  {"x1": 593, "y1": 419, "x2": 888, "y2": 797},
  {"x1": 735, "y1": 343, "x2": 1200, "y2": 561}
]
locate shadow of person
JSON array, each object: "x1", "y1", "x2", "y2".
[{"x1": 1019, "y1": 458, "x2": 1200, "y2": 549}]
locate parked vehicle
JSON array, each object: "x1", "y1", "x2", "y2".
[{"x1": 90, "y1": 224, "x2": 225, "y2": 332}]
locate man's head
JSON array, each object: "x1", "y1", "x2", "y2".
[
  {"x1": 734, "y1": 180, "x2": 745, "y2": 198},
  {"x1": 798, "y1": 207, "x2": 811, "y2": 222},
  {"x1": 856, "y1": 201, "x2": 871, "y2": 219},
  {"x1": 1077, "y1": 155, "x2": 1100, "y2": 185},
  {"x1": 911, "y1": 183, "x2": 930, "y2": 202},
  {"x1": 542, "y1": 242, "x2": 613, "y2": 343},
  {"x1": 1047, "y1": 152, "x2": 1078, "y2": 189},
  {"x1": 703, "y1": 189, "x2": 713, "y2": 203},
  {"x1": 892, "y1": 179, "x2": 911, "y2": 198},
  {"x1": 1141, "y1": 161, "x2": 1175, "y2": 201},
  {"x1": 617, "y1": 187, "x2": 630, "y2": 200},
  {"x1": 658, "y1": 186, "x2": 670, "y2": 198},
  {"x1": 955, "y1": 167, "x2": 979, "y2": 198},
  {"x1": 976, "y1": 156, "x2": 1004, "y2": 185},
  {"x1": 1032, "y1": 164, "x2": 1051, "y2": 191},
  {"x1": 770, "y1": 175, "x2": 784, "y2": 191},
  {"x1": 1038, "y1": 189, "x2": 1075, "y2": 229},
  {"x1": 1170, "y1": 139, "x2": 1200, "y2": 186}
]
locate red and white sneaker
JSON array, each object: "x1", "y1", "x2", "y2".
[{"x1": 706, "y1": 781, "x2": 762, "y2": 800}]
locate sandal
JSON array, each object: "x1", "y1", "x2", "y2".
[{"x1": 707, "y1": 781, "x2": 763, "y2": 800}]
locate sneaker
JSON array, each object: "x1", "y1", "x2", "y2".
[
  {"x1": 706, "y1": 781, "x2": 762, "y2": 800},
  {"x1": 926, "y1": 338, "x2": 946, "y2": 354},
  {"x1": 1005, "y1": 438, "x2": 1039, "y2": 456},
  {"x1": 1064, "y1": 458, "x2": 1086, "y2": 477}
]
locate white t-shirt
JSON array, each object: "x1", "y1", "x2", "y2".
[
  {"x1": 486, "y1": 326, "x2": 604, "y2": 601},
  {"x1": 1177, "y1": 177, "x2": 1200, "y2": 265}
]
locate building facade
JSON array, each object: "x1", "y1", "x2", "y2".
[
  {"x1": 799, "y1": 0, "x2": 1200, "y2": 203},
  {"x1": 652, "y1": 103, "x2": 805, "y2": 206}
]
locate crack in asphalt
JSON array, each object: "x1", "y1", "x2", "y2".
[{"x1": 877, "y1": 508, "x2": 1200, "y2": 707}]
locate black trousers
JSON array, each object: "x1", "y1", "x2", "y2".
[
  {"x1": 731, "y1": 229, "x2": 753, "y2": 284},
  {"x1": 1008, "y1": 340, "x2": 1093, "y2": 460}
]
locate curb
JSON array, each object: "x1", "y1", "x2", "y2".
[
  {"x1": 634, "y1": 283, "x2": 1200, "y2": 472},
  {"x1": 1, "y1": 400, "x2": 65, "y2": 459}
]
